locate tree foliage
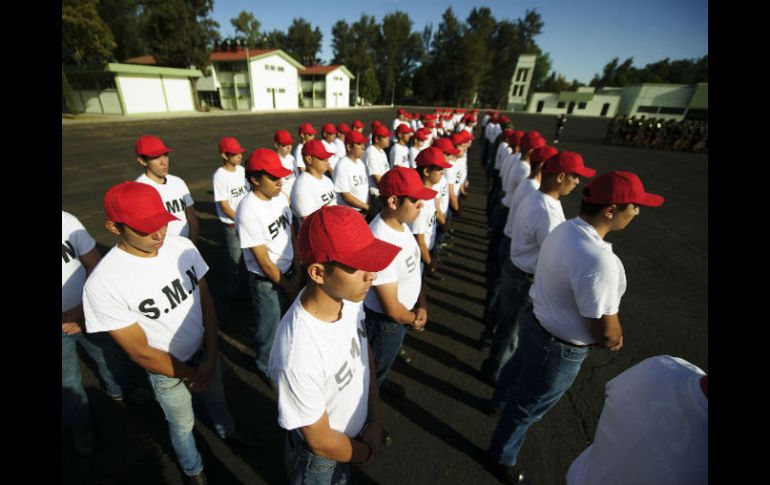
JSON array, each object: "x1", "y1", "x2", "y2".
[
  {"x1": 62, "y1": 0, "x2": 117, "y2": 65},
  {"x1": 230, "y1": 11, "x2": 261, "y2": 48},
  {"x1": 375, "y1": 12, "x2": 424, "y2": 104},
  {"x1": 284, "y1": 18, "x2": 323, "y2": 65},
  {"x1": 142, "y1": 0, "x2": 217, "y2": 69},
  {"x1": 96, "y1": 0, "x2": 146, "y2": 62},
  {"x1": 590, "y1": 55, "x2": 708, "y2": 87}
]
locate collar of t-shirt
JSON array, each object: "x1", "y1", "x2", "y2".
[{"x1": 573, "y1": 217, "x2": 614, "y2": 253}]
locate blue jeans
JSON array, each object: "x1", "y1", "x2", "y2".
[
  {"x1": 481, "y1": 236, "x2": 511, "y2": 344},
  {"x1": 285, "y1": 429, "x2": 350, "y2": 485},
  {"x1": 488, "y1": 307, "x2": 590, "y2": 466},
  {"x1": 222, "y1": 224, "x2": 243, "y2": 299},
  {"x1": 62, "y1": 331, "x2": 127, "y2": 429},
  {"x1": 482, "y1": 259, "x2": 532, "y2": 379},
  {"x1": 365, "y1": 307, "x2": 407, "y2": 387},
  {"x1": 248, "y1": 273, "x2": 289, "y2": 376},
  {"x1": 147, "y1": 353, "x2": 234, "y2": 476}
]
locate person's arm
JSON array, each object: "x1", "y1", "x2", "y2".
[
  {"x1": 109, "y1": 323, "x2": 197, "y2": 382},
  {"x1": 591, "y1": 313, "x2": 623, "y2": 351},
  {"x1": 185, "y1": 205, "x2": 199, "y2": 245},
  {"x1": 218, "y1": 200, "x2": 236, "y2": 221},
  {"x1": 373, "y1": 283, "x2": 416, "y2": 325},
  {"x1": 372, "y1": 173, "x2": 383, "y2": 185},
  {"x1": 340, "y1": 192, "x2": 369, "y2": 211},
  {"x1": 356, "y1": 343, "x2": 381, "y2": 464},
  {"x1": 412, "y1": 289, "x2": 428, "y2": 330},
  {"x1": 448, "y1": 184, "x2": 460, "y2": 212},
  {"x1": 300, "y1": 412, "x2": 373, "y2": 464},
  {"x1": 62, "y1": 247, "x2": 102, "y2": 334},
  {"x1": 415, "y1": 233, "x2": 435, "y2": 272},
  {"x1": 434, "y1": 197, "x2": 446, "y2": 226},
  {"x1": 250, "y1": 245, "x2": 299, "y2": 299}
]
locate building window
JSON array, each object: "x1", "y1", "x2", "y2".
[
  {"x1": 267, "y1": 87, "x2": 272, "y2": 93},
  {"x1": 659, "y1": 106, "x2": 686, "y2": 115},
  {"x1": 578, "y1": 102, "x2": 587, "y2": 109},
  {"x1": 516, "y1": 68, "x2": 529, "y2": 82},
  {"x1": 278, "y1": 88, "x2": 285, "y2": 93},
  {"x1": 218, "y1": 62, "x2": 245, "y2": 73},
  {"x1": 237, "y1": 87, "x2": 250, "y2": 98},
  {"x1": 557, "y1": 101, "x2": 566, "y2": 109},
  {"x1": 637, "y1": 105, "x2": 659, "y2": 113},
  {"x1": 277, "y1": 66, "x2": 284, "y2": 72}
]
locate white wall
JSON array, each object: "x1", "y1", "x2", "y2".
[
  {"x1": 250, "y1": 55, "x2": 299, "y2": 110},
  {"x1": 325, "y1": 69, "x2": 350, "y2": 108},
  {"x1": 118, "y1": 75, "x2": 167, "y2": 114},
  {"x1": 162, "y1": 77, "x2": 195, "y2": 111},
  {"x1": 527, "y1": 92, "x2": 620, "y2": 117},
  {"x1": 196, "y1": 65, "x2": 219, "y2": 91}
]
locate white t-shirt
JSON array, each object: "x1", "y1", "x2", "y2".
[
  {"x1": 443, "y1": 161, "x2": 460, "y2": 197},
  {"x1": 502, "y1": 159, "x2": 531, "y2": 208},
  {"x1": 268, "y1": 292, "x2": 370, "y2": 437},
  {"x1": 236, "y1": 192, "x2": 294, "y2": 276},
  {"x1": 334, "y1": 138, "x2": 346, "y2": 159},
  {"x1": 408, "y1": 145, "x2": 427, "y2": 167},
  {"x1": 566, "y1": 356, "x2": 708, "y2": 485},
  {"x1": 409, "y1": 197, "x2": 437, "y2": 251},
  {"x1": 213, "y1": 165, "x2": 250, "y2": 224},
  {"x1": 294, "y1": 143, "x2": 306, "y2": 170},
  {"x1": 509, "y1": 191, "x2": 565, "y2": 274},
  {"x1": 456, "y1": 154, "x2": 468, "y2": 190},
  {"x1": 62, "y1": 211, "x2": 96, "y2": 312},
  {"x1": 503, "y1": 178, "x2": 540, "y2": 238},
  {"x1": 499, "y1": 151, "x2": 521, "y2": 186},
  {"x1": 389, "y1": 143, "x2": 411, "y2": 169},
  {"x1": 530, "y1": 217, "x2": 627, "y2": 345},
  {"x1": 495, "y1": 142, "x2": 512, "y2": 170},
  {"x1": 363, "y1": 145, "x2": 389, "y2": 197},
  {"x1": 364, "y1": 215, "x2": 422, "y2": 313},
  {"x1": 434, "y1": 177, "x2": 450, "y2": 216},
  {"x1": 321, "y1": 139, "x2": 340, "y2": 172},
  {"x1": 135, "y1": 173, "x2": 194, "y2": 237},
  {"x1": 333, "y1": 156, "x2": 369, "y2": 207},
  {"x1": 290, "y1": 172, "x2": 336, "y2": 219},
  {"x1": 83, "y1": 236, "x2": 209, "y2": 361},
  {"x1": 485, "y1": 122, "x2": 501, "y2": 143},
  {"x1": 280, "y1": 153, "x2": 298, "y2": 200}
]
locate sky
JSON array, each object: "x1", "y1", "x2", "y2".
[{"x1": 209, "y1": 0, "x2": 708, "y2": 84}]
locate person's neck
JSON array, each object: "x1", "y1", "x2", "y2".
[
  {"x1": 300, "y1": 284, "x2": 343, "y2": 323},
  {"x1": 380, "y1": 210, "x2": 404, "y2": 232},
  {"x1": 578, "y1": 214, "x2": 611, "y2": 240},
  {"x1": 145, "y1": 171, "x2": 166, "y2": 184},
  {"x1": 307, "y1": 166, "x2": 325, "y2": 179},
  {"x1": 253, "y1": 189, "x2": 271, "y2": 201},
  {"x1": 222, "y1": 162, "x2": 236, "y2": 172},
  {"x1": 423, "y1": 178, "x2": 435, "y2": 189},
  {"x1": 539, "y1": 181, "x2": 561, "y2": 201},
  {"x1": 117, "y1": 240, "x2": 158, "y2": 258}
]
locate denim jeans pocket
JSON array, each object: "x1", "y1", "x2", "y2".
[
  {"x1": 307, "y1": 451, "x2": 337, "y2": 473},
  {"x1": 380, "y1": 319, "x2": 402, "y2": 335},
  {"x1": 148, "y1": 372, "x2": 185, "y2": 392},
  {"x1": 560, "y1": 344, "x2": 589, "y2": 362}
]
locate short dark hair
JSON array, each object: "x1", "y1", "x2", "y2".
[
  {"x1": 246, "y1": 170, "x2": 268, "y2": 183},
  {"x1": 579, "y1": 198, "x2": 631, "y2": 216}
]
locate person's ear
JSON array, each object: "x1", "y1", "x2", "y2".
[
  {"x1": 105, "y1": 220, "x2": 121, "y2": 236},
  {"x1": 307, "y1": 263, "x2": 326, "y2": 284}
]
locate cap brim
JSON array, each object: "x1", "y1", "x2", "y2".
[
  {"x1": 144, "y1": 148, "x2": 174, "y2": 158},
  {"x1": 266, "y1": 166, "x2": 293, "y2": 178},
  {"x1": 129, "y1": 212, "x2": 179, "y2": 234},
  {"x1": 338, "y1": 239, "x2": 402, "y2": 273},
  {"x1": 574, "y1": 166, "x2": 597, "y2": 178},
  {"x1": 636, "y1": 193, "x2": 665, "y2": 207},
  {"x1": 409, "y1": 186, "x2": 438, "y2": 200}
]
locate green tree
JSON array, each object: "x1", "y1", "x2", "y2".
[
  {"x1": 427, "y1": 7, "x2": 462, "y2": 104},
  {"x1": 358, "y1": 67, "x2": 380, "y2": 104},
  {"x1": 62, "y1": 0, "x2": 117, "y2": 65},
  {"x1": 332, "y1": 15, "x2": 380, "y2": 104},
  {"x1": 284, "y1": 18, "x2": 323, "y2": 65},
  {"x1": 230, "y1": 11, "x2": 261, "y2": 48},
  {"x1": 457, "y1": 7, "x2": 496, "y2": 105},
  {"x1": 530, "y1": 49, "x2": 553, "y2": 91},
  {"x1": 97, "y1": 0, "x2": 145, "y2": 61},
  {"x1": 375, "y1": 11, "x2": 424, "y2": 104}
]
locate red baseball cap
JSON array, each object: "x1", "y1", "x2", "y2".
[
  {"x1": 104, "y1": 181, "x2": 178, "y2": 233},
  {"x1": 432, "y1": 137, "x2": 460, "y2": 156},
  {"x1": 218, "y1": 136, "x2": 246, "y2": 154},
  {"x1": 395, "y1": 124, "x2": 414, "y2": 135},
  {"x1": 298, "y1": 205, "x2": 401, "y2": 272},
  {"x1": 372, "y1": 124, "x2": 391, "y2": 138},
  {"x1": 530, "y1": 146, "x2": 558, "y2": 164},
  {"x1": 135, "y1": 135, "x2": 173, "y2": 158},
  {"x1": 299, "y1": 123, "x2": 317, "y2": 135},
  {"x1": 451, "y1": 132, "x2": 471, "y2": 147},
  {"x1": 397, "y1": 108, "x2": 407, "y2": 116},
  {"x1": 246, "y1": 148, "x2": 293, "y2": 178},
  {"x1": 322, "y1": 123, "x2": 337, "y2": 135},
  {"x1": 582, "y1": 171, "x2": 664, "y2": 207},
  {"x1": 302, "y1": 139, "x2": 333, "y2": 160},
  {"x1": 499, "y1": 115, "x2": 510, "y2": 124},
  {"x1": 415, "y1": 147, "x2": 452, "y2": 168},
  {"x1": 414, "y1": 128, "x2": 432, "y2": 141},
  {"x1": 352, "y1": 119, "x2": 364, "y2": 129},
  {"x1": 345, "y1": 130, "x2": 368, "y2": 145},
  {"x1": 521, "y1": 133, "x2": 546, "y2": 152},
  {"x1": 379, "y1": 166, "x2": 438, "y2": 200},
  {"x1": 274, "y1": 130, "x2": 294, "y2": 146},
  {"x1": 542, "y1": 151, "x2": 596, "y2": 178},
  {"x1": 337, "y1": 122, "x2": 351, "y2": 134}
]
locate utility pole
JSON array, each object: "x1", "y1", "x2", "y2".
[
  {"x1": 390, "y1": 78, "x2": 395, "y2": 106},
  {"x1": 355, "y1": 70, "x2": 359, "y2": 107}
]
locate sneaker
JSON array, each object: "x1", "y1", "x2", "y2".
[
  {"x1": 380, "y1": 380, "x2": 406, "y2": 399},
  {"x1": 185, "y1": 471, "x2": 208, "y2": 485},
  {"x1": 224, "y1": 430, "x2": 261, "y2": 448},
  {"x1": 109, "y1": 387, "x2": 153, "y2": 404},
  {"x1": 486, "y1": 454, "x2": 525, "y2": 484},
  {"x1": 73, "y1": 422, "x2": 96, "y2": 456}
]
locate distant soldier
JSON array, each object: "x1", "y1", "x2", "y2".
[{"x1": 554, "y1": 114, "x2": 567, "y2": 144}]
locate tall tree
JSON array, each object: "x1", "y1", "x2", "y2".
[
  {"x1": 97, "y1": 0, "x2": 145, "y2": 61},
  {"x1": 62, "y1": 0, "x2": 117, "y2": 65},
  {"x1": 284, "y1": 18, "x2": 322, "y2": 65},
  {"x1": 427, "y1": 7, "x2": 462, "y2": 104},
  {"x1": 332, "y1": 15, "x2": 380, "y2": 104},
  {"x1": 375, "y1": 12, "x2": 424, "y2": 104},
  {"x1": 230, "y1": 11, "x2": 261, "y2": 48},
  {"x1": 457, "y1": 7, "x2": 496, "y2": 105}
]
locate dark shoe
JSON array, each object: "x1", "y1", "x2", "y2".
[
  {"x1": 478, "y1": 338, "x2": 491, "y2": 351},
  {"x1": 224, "y1": 430, "x2": 261, "y2": 448},
  {"x1": 398, "y1": 348, "x2": 412, "y2": 364},
  {"x1": 481, "y1": 400, "x2": 501, "y2": 417},
  {"x1": 380, "y1": 380, "x2": 406, "y2": 399},
  {"x1": 185, "y1": 471, "x2": 208, "y2": 485},
  {"x1": 73, "y1": 422, "x2": 96, "y2": 456},
  {"x1": 486, "y1": 454, "x2": 525, "y2": 484},
  {"x1": 381, "y1": 428, "x2": 392, "y2": 446}
]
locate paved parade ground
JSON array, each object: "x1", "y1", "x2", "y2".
[{"x1": 62, "y1": 107, "x2": 708, "y2": 484}]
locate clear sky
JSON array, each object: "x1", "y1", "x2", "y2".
[{"x1": 210, "y1": 0, "x2": 708, "y2": 84}]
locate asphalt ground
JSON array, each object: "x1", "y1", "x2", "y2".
[{"x1": 62, "y1": 108, "x2": 708, "y2": 484}]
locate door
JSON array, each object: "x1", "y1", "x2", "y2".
[
  {"x1": 536, "y1": 100, "x2": 544, "y2": 113},
  {"x1": 568, "y1": 101, "x2": 575, "y2": 114},
  {"x1": 600, "y1": 103, "x2": 610, "y2": 117}
]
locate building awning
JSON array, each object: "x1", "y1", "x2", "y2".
[
  {"x1": 688, "y1": 83, "x2": 708, "y2": 109},
  {"x1": 65, "y1": 63, "x2": 202, "y2": 78}
]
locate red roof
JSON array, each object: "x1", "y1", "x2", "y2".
[
  {"x1": 124, "y1": 55, "x2": 156, "y2": 65},
  {"x1": 299, "y1": 65, "x2": 341, "y2": 76},
  {"x1": 123, "y1": 49, "x2": 279, "y2": 65}
]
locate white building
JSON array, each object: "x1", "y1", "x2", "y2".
[
  {"x1": 507, "y1": 54, "x2": 537, "y2": 111},
  {"x1": 527, "y1": 83, "x2": 708, "y2": 121},
  {"x1": 64, "y1": 63, "x2": 202, "y2": 115},
  {"x1": 298, "y1": 65, "x2": 355, "y2": 108}
]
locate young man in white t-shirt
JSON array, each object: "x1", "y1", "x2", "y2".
[
  {"x1": 363, "y1": 124, "x2": 392, "y2": 218},
  {"x1": 321, "y1": 123, "x2": 341, "y2": 175},
  {"x1": 212, "y1": 136, "x2": 250, "y2": 309},
  {"x1": 274, "y1": 129, "x2": 298, "y2": 202},
  {"x1": 333, "y1": 130, "x2": 370, "y2": 217},
  {"x1": 389, "y1": 124, "x2": 414, "y2": 169},
  {"x1": 351, "y1": 119, "x2": 364, "y2": 133},
  {"x1": 408, "y1": 128, "x2": 431, "y2": 167},
  {"x1": 294, "y1": 123, "x2": 317, "y2": 173},
  {"x1": 482, "y1": 152, "x2": 596, "y2": 383},
  {"x1": 236, "y1": 148, "x2": 301, "y2": 382},
  {"x1": 335, "y1": 122, "x2": 349, "y2": 156},
  {"x1": 268, "y1": 205, "x2": 401, "y2": 485},
  {"x1": 62, "y1": 211, "x2": 148, "y2": 456},
  {"x1": 290, "y1": 139, "x2": 337, "y2": 222},
  {"x1": 83, "y1": 182, "x2": 255, "y2": 485},
  {"x1": 409, "y1": 147, "x2": 451, "y2": 275},
  {"x1": 134, "y1": 135, "x2": 198, "y2": 243},
  {"x1": 364, "y1": 167, "x2": 434, "y2": 415},
  {"x1": 486, "y1": 171, "x2": 664, "y2": 484}
]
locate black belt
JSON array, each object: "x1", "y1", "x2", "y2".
[
  {"x1": 364, "y1": 306, "x2": 387, "y2": 320},
  {"x1": 224, "y1": 223, "x2": 236, "y2": 228},
  {"x1": 252, "y1": 267, "x2": 296, "y2": 282},
  {"x1": 533, "y1": 314, "x2": 590, "y2": 348}
]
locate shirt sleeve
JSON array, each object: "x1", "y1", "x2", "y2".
[
  {"x1": 69, "y1": 219, "x2": 96, "y2": 256},
  {"x1": 237, "y1": 203, "x2": 266, "y2": 248},
  {"x1": 179, "y1": 179, "x2": 195, "y2": 206},
  {"x1": 333, "y1": 162, "x2": 352, "y2": 193},
  {"x1": 274, "y1": 368, "x2": 327, "y2": 430},
  {"x1": 409, "y1": 206, "x2": 429, "y2": 235},
  {"x1": 82, "y1": 279, "x2": 138, "y2": 333},
  {"x1": 372, "y1": 256, "x2": 398, "y2": 286},
  {"x1": 212, "y1": 171, "x2": 228, "y2": 202},
  {"x1": 573, "y1": 258, "x2": 622, "y2": 319}
]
